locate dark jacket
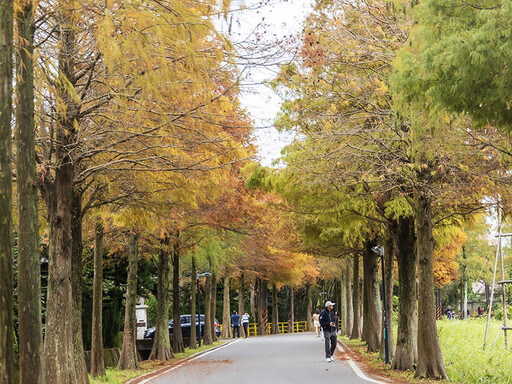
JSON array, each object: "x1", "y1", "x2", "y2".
[
  {"x1": 231, "y1": 313, "x2": 240, "y2": 326},
  {"x1": 319, "y1": 308, "x2": 336, "y2": 332}
]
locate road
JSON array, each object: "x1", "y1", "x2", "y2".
[{"x1": 142, "y1": 333, "x2": 386, "y2": 384}]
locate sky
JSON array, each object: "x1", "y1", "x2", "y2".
[{"x1": 216, "y1": 0, "x2": 313, "y2": 167}]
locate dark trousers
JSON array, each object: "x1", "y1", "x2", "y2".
[
  {"x1": 242, "y1": 322, "x2": 248, "y2": 338},
  {"x1": 233, "y1": 325, "x2": 240, "y2": 338},
  {"x1": 324, "y1": 331, "x2": 337, "y2": 358}
]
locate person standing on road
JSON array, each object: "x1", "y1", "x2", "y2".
[
  {"x1": 319, "y1": 301, "x2": 337, "y2": 362},
  {"x1": 312, "y1": 309, "x2": 321, "y2": 338},
  {"x1": 231, "y1": 310, "x2": 241, "y2": 338},
  {"x1": 241, "y1": 312, "x2": 250, "y2": 338}
]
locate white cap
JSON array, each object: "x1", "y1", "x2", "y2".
[{"x1": 325, "y1": 301, "x2": 335, "y2": 307}]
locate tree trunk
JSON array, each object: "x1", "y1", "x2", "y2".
[
  {"x1": 257, "y1": 279, "x2": 267, "y2": 335},
  {"x1": 392, "y1": 215, "x2": 418, "y2": 371},
  {"x1": 335, "y1": 279, "x2": 342, "y2": 328},
  {"x1": 256, "y1": 278, "x2": 262, "y2": 335},
  {"x1": 189, "y1": 257, "x2": 197, "y2": 349},
  {"x1": 340, "y1": 273, "x2": 347, "y2": 336},
  {"x1": 149, "y1": 245, "x2": 172, "y2": 360},
  {"x1": 91, "y1": 221, "x2": 105, "y2": 376},
  {"x1": 460, "y1": 279, "x2": 464, "y2": 320},
  {"x1": 306, "y1": 283, "x2": 313, "y2": 332},
  {"x1": 118, "y1": 234, "x2": 140, "y2": 370},
  {"x1": 363, "y1": 241, "x2": 382, "y2": 352},
  {"x1": 172, "y1": 243, "x2": 184, "y2": 353},
  {"x1": 222, "y1": 276, "x2": 232, "y2": 338},
  {"x1": 383, "y1": 228, "x2": 395, "y2": 359},
  {"x1": 203, "y1": 275, "x2": 213, "y2": 345},
  {"x1": 238, "y1": 274, "x2": 245, "y2": 337},
  {"x1": 210, "y1": 271, "x2": 218, "y2": 342},
  {"x1": 290, "y1": 287, "x2": 295, "y2": 334},
  {"x1": 0, "y1": 0, "x2": 14, "y2": 380},
  {"x1": 351, "y1": 254, "x2": 361, "y2": 339},
  {"x1": 359, "y1": 280, "x2": 364, "y2": 336},
  {"x1": 250, "y1": 281, "x2": 257, "y2": 325},
  {"x1": 414, "y1": 195, "x2": 448, "y2": 379},
  {"x1": 71, "y1": 191, "x2": 89, "y2": 384},
  {"x1": 15, "y1": 1, "x2": 45, "y2": 380},
  {"x1": 345, "y1": 261, "x2": 353, "y2": 338},
  {"x1": 43, "y1": 5, "x2": 82, "y2": 381},
  {"x1": 271, "y1": 284, "x2": 279, "y2": 334},
  {"x1": 44, "y1": 110, "x2": 77, "y2": 383}
]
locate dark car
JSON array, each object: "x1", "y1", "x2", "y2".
[{"x1": 144, "y1": 314, "x2": 221, "y2": 339}]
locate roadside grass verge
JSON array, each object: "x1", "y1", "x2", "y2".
[
  {"x1": 438, "y1": 318, "x2": 512, "y2": 384},
  {"x1": 341, "y1": 337, "x2": 439, "y2": 384},
  {"x1": 89, "y1": 340, "x2": 227, "y2": 384},
  {"x1": 341, "y1": 318, "x2": 512, "y2": 384}
]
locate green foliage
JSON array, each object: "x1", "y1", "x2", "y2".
[
  {"x1": 392, "y1": 0, "x2": 512, "y2": 129},
  {"x1": 81, "y1": 247, "x2": 157, "y2": 350},
  {"x1": 146, "y1": 294, "x2": 157, "y2": 328},
  {"x1": 113, "y1": 332, "x2": 124, "y2": 349},
  {"x1": 13, "y1": 329, "x2": 18, "y2": 363},
  {"x1": 245, "y1": 164, "x2": 270, "y2": 192}
]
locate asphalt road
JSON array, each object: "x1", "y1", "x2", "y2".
[{"x1": 143, "y1": 333, "x2": 386, "y2": 384}]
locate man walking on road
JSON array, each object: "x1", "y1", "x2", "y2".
[
  {"x1": 319, "y1": 301, "x2": 337, "y2": 362},
  {"x1": 231, "y1": 310, "x2": 241, "y2": 338}
]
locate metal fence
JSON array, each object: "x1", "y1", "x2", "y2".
[{"x1": 244, "y1": 321, "x2": 309, "y2": 336}]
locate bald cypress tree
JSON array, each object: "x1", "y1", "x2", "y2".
[{"x1": 0, "y1": 0, "x2": 14, "y2": 381}]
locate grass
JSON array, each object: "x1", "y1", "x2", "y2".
[
  {"x1": 89, "y1": 340, "x2": 226, "y2": 384},
  {"x1": 341, "y1": 337, "x2": 440, "y2": 384},
  {"x1": 438, "y1": 318, "x2": 512, "y2": 384},
  {"x1": 341, "y1": 318, "x2": 512, "y2": 384}
]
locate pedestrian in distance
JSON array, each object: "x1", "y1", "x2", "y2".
[
  {"x1": 231, "y1": 310, "x2": 241, "y2": 338},
  {"x1": 241, "y1": 312, "x2": 250, "y2": 338},
  {"x1": 312, "y1": 309, "x2": 321, "y2": 338},
  {"x1": 320, "y1": 301, "x2": 337, "y2": 362}
]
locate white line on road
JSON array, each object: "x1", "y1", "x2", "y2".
[
  {"x1": 336, "y1": 344, "x2": 387, "y2": 384},
  {"x1": 188, "y1": 339, "x2": 241, "y2": 362},
  {"x1": 135, "y1": 340, "x2": 242, "y2": 384}
]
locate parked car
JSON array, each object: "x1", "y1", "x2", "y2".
[{"x1": 144, "y1": 314, "x2": 221, "y2": 339}]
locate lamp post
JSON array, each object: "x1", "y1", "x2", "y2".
[
  {"x1": 196, "y1": 272, "x2": 211, "y2": 347},
  {"x1": 372, "y1": 245, "x2": 390, "y2": 365}
]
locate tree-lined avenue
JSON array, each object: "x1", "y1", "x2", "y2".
[{"x1": 146, "y1": 333, "x2": 381, "y2": 384}]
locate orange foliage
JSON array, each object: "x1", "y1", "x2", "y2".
[{"x1": 433, "y1": 227, "x2": 466, "y2": 287}]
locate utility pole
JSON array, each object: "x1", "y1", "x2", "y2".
[{"x1": 463, "y1": 246, "x2": 468, "y2": 320}]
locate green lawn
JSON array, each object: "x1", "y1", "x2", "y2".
[
  {"x1": 342, "y1": 318, "x2": 512, "y2": 384},
  {"x1": 438, "y1": 318, "x2": 512, "y2": 384},
  {"x1": 89, "y1": 341, "x2": 226, "y2": 384}
]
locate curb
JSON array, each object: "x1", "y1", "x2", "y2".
[
  {"x1": 336, "y1": 339, "x2": 392, "y2": 384},
  {"x1": 125, "y1": 340, "x2": 236, "y2": 384}
]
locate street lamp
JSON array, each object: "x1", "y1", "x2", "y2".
[
  {"x1": 372, "y1": 245, "x2": 390, "y2": 365},
  {"x1": 196, "y1": 272, "x2": 211, "y2": 347}
]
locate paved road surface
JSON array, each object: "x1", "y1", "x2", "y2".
[{"x1": 144, "y1": 333, "x2": 385, "y2": 384}]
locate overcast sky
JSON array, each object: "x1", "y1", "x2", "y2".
[{"x1": 217, "y1": 0, "x2": 312, "y2": 167}]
